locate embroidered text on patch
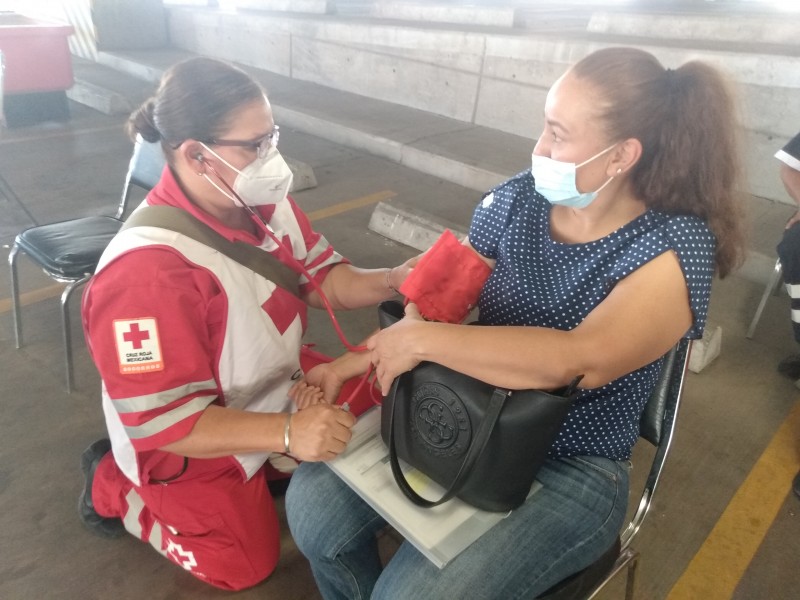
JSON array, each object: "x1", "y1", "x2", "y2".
[{"x1": 113, "y1": 318, "x2": 165, "y2": 374}]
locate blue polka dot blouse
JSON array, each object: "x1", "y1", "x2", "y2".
[{"x1": 468, "y1": 170, "x2": 715, "y2": 460}]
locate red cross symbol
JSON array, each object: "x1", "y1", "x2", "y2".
[{"x1": 123, "y1": 323, "x2": 150, "y2": 349}]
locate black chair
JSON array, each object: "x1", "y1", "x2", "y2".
[
  {"x1": 537, "y1": 338, "x2": 691, "y2": 600},
  {"x1": 8, "y1": 137, "x2": 164, "y2": 392}
]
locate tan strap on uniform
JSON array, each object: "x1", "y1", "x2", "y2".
[{"x1": 122, "y1": 205, "x2": 301, "y2": 298}]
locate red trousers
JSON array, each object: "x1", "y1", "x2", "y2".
[
  {"x1": 92, "y1": 452, "x2": 279, "y2": 591},
  {"x1": 92, "y1": 351, "x2": 376, "y2": 590}
]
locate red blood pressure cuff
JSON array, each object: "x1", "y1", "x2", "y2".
[{"x1": 399, "y1": 229, "x2": 491, "y2": 323}]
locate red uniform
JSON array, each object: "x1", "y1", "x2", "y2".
[{"x1": 82, "y1": 166, "x2": 346, "y2": 590}]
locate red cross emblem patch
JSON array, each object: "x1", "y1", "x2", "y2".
[{"x1": 113, "y1": 318, "x2": 164, "y2": 374}]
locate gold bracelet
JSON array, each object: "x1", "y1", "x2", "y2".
[
  {"x1": 385, "y1": 267, "x2": 398, "y2": 293},
  {"x1": 283, "y1": 413, "x2": 292, "y2": 454}
]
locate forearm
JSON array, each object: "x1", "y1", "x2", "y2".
[
  {"x1": 412, "y1": 322, "x2": 583, "y2": 390},
  {"x1": 329, "y1": 343, "x2": 375, "y2": 381},
  {"x1": 161, "y1": 404, "x2": 285, "y2": 458},
  {"x1": 377, "y1": 253, "x2": 692, "y2": 391},
  {"x1": 307, "y1": 263, "x2": 399, "y2": 310},
  {"x1": 780, "y1": 164, "x2": 800, "y2": 206}
]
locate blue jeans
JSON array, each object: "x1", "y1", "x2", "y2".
[{"x1": 286, "y1": 455, "x2": 629, "y2": 600}]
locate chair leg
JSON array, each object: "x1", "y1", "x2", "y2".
[
  {"x1": 624, "y1": 552, "x2": 639, "y2": 600},
  {"x1": 60, "y1": 274, "x2": 91, "y2": 394},
  {"x1": 746, "y1": 259, "x2": 783, "y2": 339},
  {"x1": 8, "y1": 244, "x2": 23, "y2": 349}
]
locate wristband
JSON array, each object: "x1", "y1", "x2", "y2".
[{"x1": 284, "y1": 413, "x2": 292, "y2": 454}]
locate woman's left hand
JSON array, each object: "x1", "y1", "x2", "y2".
[
  {"x1": 289, "y1": 379, "x2": 325, "y2": 409},
  {"x1": 368, "y1": 302, "x2": 427, "y2": 393}
]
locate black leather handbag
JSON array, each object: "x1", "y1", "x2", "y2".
[{"x1": 378, "y1": 300, "x2": 581, "y2": 512}]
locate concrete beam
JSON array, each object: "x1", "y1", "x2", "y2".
[
  {"x1": 168, "y1": 9, "x2": 292, "y2": 77},
  {"x1": 588, "y1": 12, "x2": 800, "y2": 47},
  {"x1": 290, "y1": 36, "x2": 480, "y2": 123},
  {"x1": 164, "y1": 1, "x2": 213, "y2": 6},
  {"x1": 233, "y1": 1, "x2": 333, "y2": 14},
  {"x1": 371, "y1": 2, "x2": 516, "y2": 28}
]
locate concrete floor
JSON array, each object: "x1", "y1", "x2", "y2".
[{"x1": 2, "y1": 95, "x2": 800, "y2": 600}]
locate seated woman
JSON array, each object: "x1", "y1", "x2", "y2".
[
  {"x1": 79, "y1": 57, "x2": 412, "y2": 591},
  {"x1": 285, "y1": 46, "x2": 747, "y2": 599}
]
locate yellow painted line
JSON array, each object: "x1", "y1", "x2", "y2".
[
  {"x1": 0, "y1": 189, "x2": 397, "y2": 312},
  {"x1": 667, "y1": 401, "x2": 800, "y2": 600},
  {"x1": 0, "y1": 283, "x2": 65, "y2": 315},
  {"x1": 307, "y1": 190, "x2": 396, "y2": 222}
]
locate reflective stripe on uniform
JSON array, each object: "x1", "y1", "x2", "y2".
[
  {"x1": 124, "y1": 395, "x2": 216, "y2": 440},
  {"x1": 122, "y1": 487, "x2": 168, "y2": 557},
  {"x1": 113, "y1": 378, "x2": 217, "y2": 413}
]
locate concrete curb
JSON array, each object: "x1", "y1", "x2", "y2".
[
  {"x1": 67, "y1": 79, "x2": 132, "y2": 116},
  {"x1": 368, "y1": 200, "x2": 466, "y2": 252},
  {"x1": 286, "y1": 157, "x2": 318, "y2": 192}
]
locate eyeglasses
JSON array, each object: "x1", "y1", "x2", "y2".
[{"x1": 206, "y1": 125, "x2": 280, "y2": 159}]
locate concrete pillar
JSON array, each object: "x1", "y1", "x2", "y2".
[
  {"x1": 0, "y1": 0, "x2": 97, "y2": 60},
  {"x1": 92, "y1": 0, "x2": 169, "y2": 50}
]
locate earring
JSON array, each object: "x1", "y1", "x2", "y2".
[{"x1": 616, "y1": 168, "x2": 622, "y2": 174}]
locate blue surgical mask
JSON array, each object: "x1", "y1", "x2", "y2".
[{"x1": 531, "y1": 144, "x2": 617, "y2": 208}]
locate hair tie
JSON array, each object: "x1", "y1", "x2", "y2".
[
  {"x1": 663, "y1": 67, "x2": 678, "y2": 92},
  {"x1": 140, "y1": 100, "x2": 164, "y2": 141}
]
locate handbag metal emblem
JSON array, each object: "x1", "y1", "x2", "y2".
[{"x1": 411, "y1": 383, "x2": 471, "y2": 457}]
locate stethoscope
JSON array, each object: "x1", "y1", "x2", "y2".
[{"x1": 201, "y1": 157, "x2": 381, "y2": 407}]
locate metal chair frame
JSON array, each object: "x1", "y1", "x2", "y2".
[
  {"x1": 745, "y1": 258, "x2": 784, "y2": 339},
  {"x1": 8, "y1": 138, "x2": 163, "y2": 392},
  {"x1": 538, "y1": 339, "x2": 691, "y2": 600}
]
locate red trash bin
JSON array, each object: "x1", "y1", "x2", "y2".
[{"x1": 0, "y1": 12, "x2": 75, "y2": 127}]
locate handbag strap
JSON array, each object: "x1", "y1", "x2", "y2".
[
  {"x1": 387, "y1": 377, "x2": 509, "y2": 508},
  {"x1": 122, "y1": 205, "x2": 300, "y2": 297}
]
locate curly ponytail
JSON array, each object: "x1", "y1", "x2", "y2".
[{"x1": 571, "y1": 47, "x2": 747, "y2": 278}]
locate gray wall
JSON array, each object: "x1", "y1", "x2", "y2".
[{"x1": 166, "y1": 5, "x2": 800, "y2": 205}]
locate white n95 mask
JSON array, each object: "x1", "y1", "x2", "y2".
[{"x1": 201, "y1": 143, "x2": 294, "y2": 207}]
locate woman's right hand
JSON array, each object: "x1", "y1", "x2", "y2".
[
  {"x1": 369, "y1": 302, "x2": 428, "y2": 393},
  {"x1": 288, "y1": 403, "x2": 356, "y2": 461}
]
